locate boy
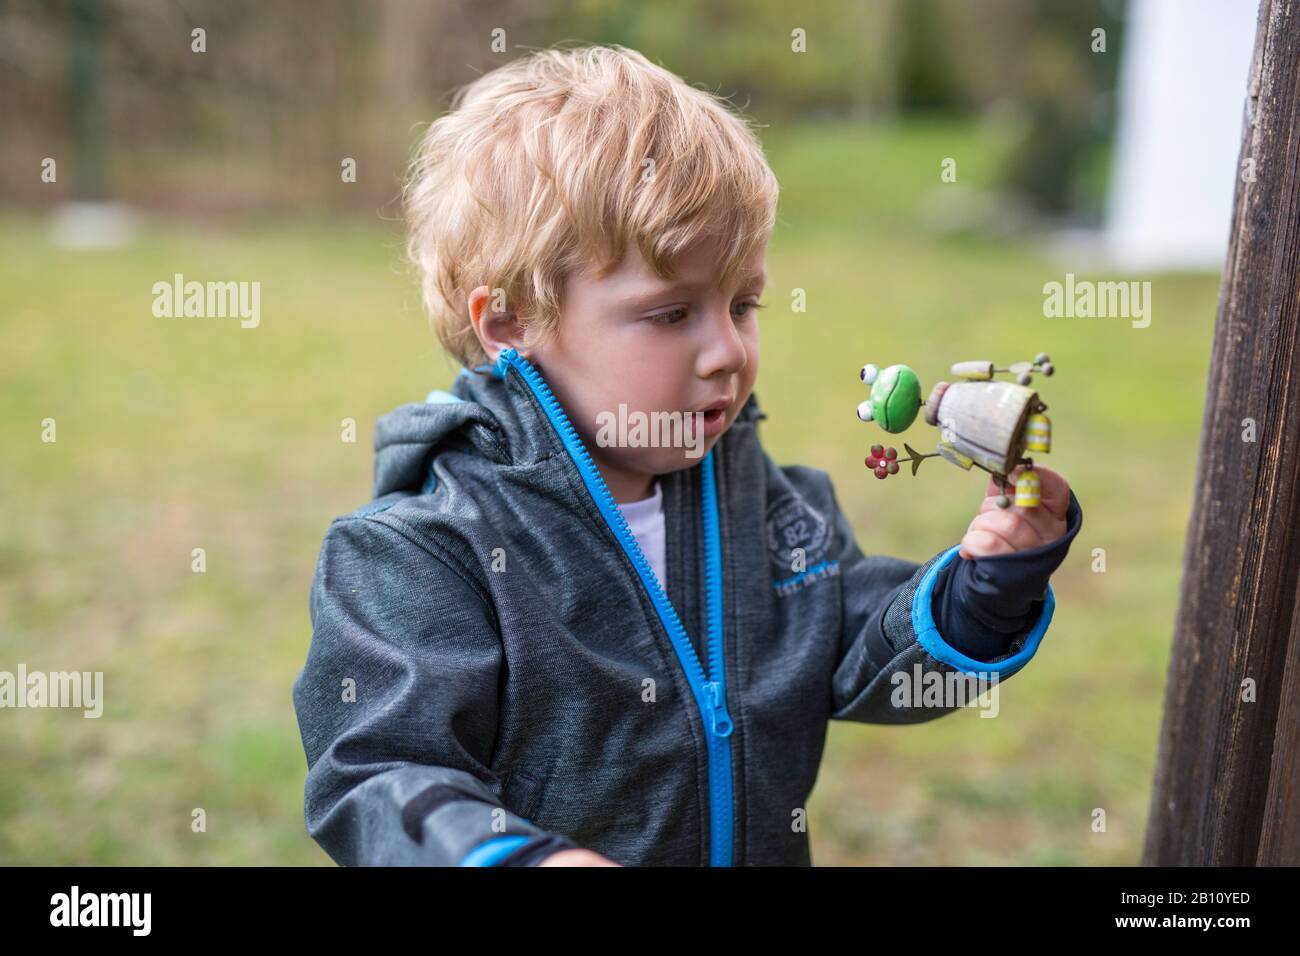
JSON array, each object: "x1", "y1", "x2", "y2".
[{"x1": 292, "y1": 44, "x2": 1082, "y2": 867}]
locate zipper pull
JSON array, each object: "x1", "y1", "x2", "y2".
[{"x1": 705, "y1": 680, "x2": 734, "y2": 738}]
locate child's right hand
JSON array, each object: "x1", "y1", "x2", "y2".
[{"x1": 538, "y1": 848, "x2": 622, "y2": 866}]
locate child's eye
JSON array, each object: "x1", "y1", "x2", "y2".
[
  {"x1": 647, "y1": 307, "x2": 688, "y2": 325},
  {"x1": 647, "y1": 301, "x2": 765, "y2": 325}
]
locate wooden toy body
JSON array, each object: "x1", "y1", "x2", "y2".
[{"x1": 933, "y1": 380, "x2": 1037, "y2": 475}]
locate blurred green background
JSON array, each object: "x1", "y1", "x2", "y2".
[{"x1": 1, "y1": 0, "x2": 1221, "y2": 865}]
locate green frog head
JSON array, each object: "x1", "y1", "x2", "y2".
[{"x1": 856, "y1": 363, "x2": 922, "y2": 434}]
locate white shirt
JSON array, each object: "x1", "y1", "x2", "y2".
[{"x1": 618, "y1": 478, "x2": 667, "y2": 591}]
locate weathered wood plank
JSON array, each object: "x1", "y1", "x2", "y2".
[{"x1": 1143, "y1": 0, "x2": 1300, "y2": 865}]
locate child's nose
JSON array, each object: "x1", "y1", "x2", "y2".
[{"x1": 695, "y1": 308, "x2": 750, "y2": 378}]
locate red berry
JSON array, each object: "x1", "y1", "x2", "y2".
[
  {"x1": 889, "y1": 461, "x2": 899, "y2": 474},
  {"x1": 866, "y1": 456, "x2": 878, "y2": 468},
  {"x1": 885, "y1": 447, "x2": 897, "y2": 460},
  {"x1": 874, "y1": 466, "x2": 887, "y2": 479},
  {"x1": 871, "y1": 444, "x2": 884, "y2": 457}
]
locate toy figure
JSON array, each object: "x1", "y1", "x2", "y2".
[{"x1": 856, "y1": 353, "x2": 1055, "y2": 509}]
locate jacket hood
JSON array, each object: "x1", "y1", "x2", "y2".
[{"x1": 371, "y1": 354, "x2": 766, "y2": 499}]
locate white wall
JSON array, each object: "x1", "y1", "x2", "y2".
[{"x1": 1105, "y1": 0, "x2": 1259, "y2": 270}]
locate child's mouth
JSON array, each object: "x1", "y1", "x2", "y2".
[{"x1": 689, "y1": 407, "x2": 727, "y2": 439}]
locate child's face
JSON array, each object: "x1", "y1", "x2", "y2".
[{"x1": 526, "y1": 233, "x2": 765, "y2": 503}]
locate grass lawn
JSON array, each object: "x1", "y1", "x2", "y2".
[{"x1": 0, "y1": 119, "x2": 1220, "y2": 864}]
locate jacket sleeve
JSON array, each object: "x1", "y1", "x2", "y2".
[
  {"x1": 292, "y1": 512, "x2": 579, "y2": 866},
  {"x1": 825, "y1": 481, "x2": 1056, "y2": 724}
]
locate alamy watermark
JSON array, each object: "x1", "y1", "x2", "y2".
[
  {"x1": 594, "y1": 404, "x2": 706, "y2": 458},
  {"x1": 1, "y1": 665, "x2": 103, "y2": 717},
  {"x1": 1042, "y1": 272, "x2": 1151, "y2": 328},
  {"x1": 152, "y1": 272, "x2": 260, "y2": 328},
  {"x1": 890, "y1": 663, "x2": 1001, "y2": 717},
  {"x1": 50, "y1": 886, "x2": 150, "y2": 935}
]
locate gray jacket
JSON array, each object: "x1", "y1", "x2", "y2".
[{"x1": 291, "y1": 347, "x2": 1056, "y2": 866}]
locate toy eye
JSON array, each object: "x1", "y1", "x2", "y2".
[
  {"x1": 860, "y1": 364, "x2": 878, "y2": 385},
  {"x1": 856, "y1": 400, "x2": 874, "y2": 422}
]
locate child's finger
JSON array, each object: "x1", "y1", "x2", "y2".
[
  {"x1": 982, "y1": 465, "x2": 1070, "y2": 518},
  {"x1": 972, "y1": 493, "x2": 1066, "y2": 546},
  {"x1": 1016, "y1": 502, "x2": 1067, "y2": 543},
  {"x1": 959, "y1": 527, "x2": 1019, "y2": 559},
  {"x1": 961, "y1": 507, "x2": 1048, "y2": 558},
  {"x1": 1028, "y1": 465, "x2": 1070, "y2": 518}
]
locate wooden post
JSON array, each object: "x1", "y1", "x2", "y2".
[{"x1": 1143, "y1": 0, "x2": 1300, "y2": 865}]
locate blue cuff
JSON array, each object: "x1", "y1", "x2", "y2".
[
  {"x1": 911, "y1": 545, "x2": 1054, "y2": 676},
  {"x1": 458, "y1": 834, "x2": 533, "y2": 866}
]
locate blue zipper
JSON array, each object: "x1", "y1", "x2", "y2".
[{"x1": 492, "y1": 347, "x2": 735, "y2": 866}]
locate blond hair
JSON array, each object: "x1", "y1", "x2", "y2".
[{"x1": 403, "y1": 43, "x2": 780, "y2": 370}]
